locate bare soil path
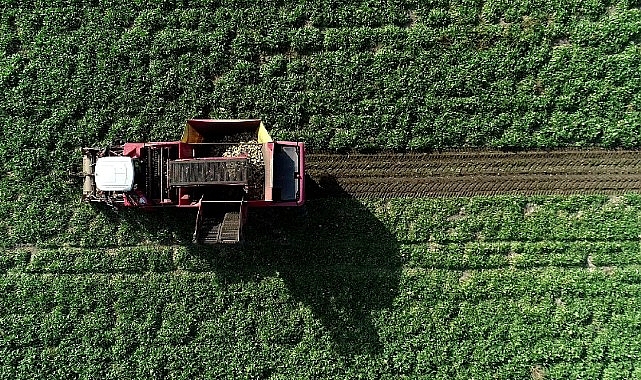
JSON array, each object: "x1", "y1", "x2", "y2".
[{"x1": 306, "y1": 150, "x2": 641, "y2": 198}]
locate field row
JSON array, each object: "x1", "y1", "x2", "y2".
[
  {"x1": 2, "y1": 194, "x2": 641, "y2": 249},
  {"x1": 306, "y1": 150, "x2": 641, "y2": 198},
  {"x1": 3, "y1": 254, "x2": 641, "y2": 304},
  {"x1": 3, "y1": 0, "x2": 633, "y2": 29},
  {"x1": 3, "y1": 36, "x2": 639, "y2": 149},
  {"x1": 3, "y1": 238, "x2": 641, "y2": 276},
  {"x1": 367, "y1": 194, "x2": 641, "y2": 243},
  {"x1": 401, "y1": 240, "x2": 641, "y2": 269}
]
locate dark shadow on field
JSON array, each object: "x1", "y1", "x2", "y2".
[{"x1": 183, "y1": 175, "x2": 401, "y2": 356}]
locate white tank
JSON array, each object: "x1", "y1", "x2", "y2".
[{"x1": 94, "y1": 156, "x2": 135, "y2": 191}]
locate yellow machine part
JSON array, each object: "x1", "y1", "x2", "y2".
[
  {"x1": 257, "y1": 121, "x2": 272, "y2": 143},
  {"x1": 181, "y1": 124, "x2": 204, "y2": 143},
  {"x1": 181, "y1": 119, "x2": 272, "y2": 143}
]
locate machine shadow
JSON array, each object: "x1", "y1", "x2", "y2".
[
  {"x1": 239, "y1": 175, "x2": 402, "y2": 356},
  {"x1": 130, "y1": 174, "x2": 402, "y2": 356}
]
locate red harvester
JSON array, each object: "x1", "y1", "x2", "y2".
[{"x1": 81, "y1": 119, "x2": 305, "y2": 243}]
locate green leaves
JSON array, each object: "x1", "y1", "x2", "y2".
[
  {"x1": 2, "y1": 0, "x2": 641, "y2": 377},
  {"x1": 2, "y1": 195, "x2": 641, "y2": 377},
  {"x1": 3, "y1": 1, "x2": 640, "y2": 153}
]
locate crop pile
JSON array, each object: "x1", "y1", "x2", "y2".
[
  {"x1": 223, "y1": 141, "x2": 264, "y2": 198},
  {"x1": 223, "y1": 141, "x2": 263, "y2": 166},
  {"x1": 3, "y1": 195, "x2": 641, "y2": 378}
]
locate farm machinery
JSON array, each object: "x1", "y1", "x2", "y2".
[{"x1": 81, "y1": 119, "x2": 305, "y2": 244}]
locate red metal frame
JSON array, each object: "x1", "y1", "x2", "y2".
[
  {"x1": 82, "y1": 119, "x2": 304, "y2": 244},
  {"x1": 248, "y1": 141, "x2": 305, "y2": 208},
  {"x1": 119, "y1": 140, "x2": 305, "y2": 209}
]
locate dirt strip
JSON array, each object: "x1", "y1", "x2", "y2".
[{"x1": 305, "y1": 150, "x2": 641, "y2": 198}]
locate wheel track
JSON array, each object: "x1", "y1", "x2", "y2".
[{"x1": 306, "y1": 150, "x2": 641, "y2": 198}]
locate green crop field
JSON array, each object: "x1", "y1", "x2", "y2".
[
  {"x1": 2, "y1": 0, "x2": 641, "y2": 378},
  {"x1": 3, "y1": 196, "x2": 641, "y2": 378}
]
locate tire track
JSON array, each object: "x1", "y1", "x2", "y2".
[{"x1": 306, "y1": 150, "x2": 641, "y2": 198}]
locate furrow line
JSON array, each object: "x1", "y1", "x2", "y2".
[{"x1": 306, "y1": 151, "x2": 641, "y2": 198}]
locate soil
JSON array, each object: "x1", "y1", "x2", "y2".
[{"x1": 306, "y1": 150, "x2": 641, "y2": 198}]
